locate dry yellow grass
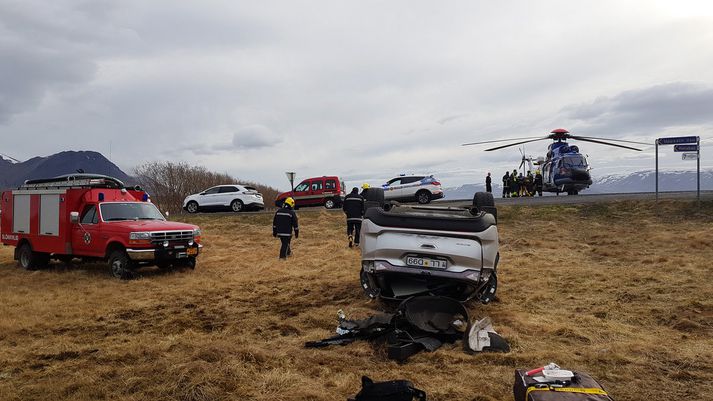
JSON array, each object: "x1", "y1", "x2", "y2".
[{"x1": 1, "y1": 200, "x2": 712, "y2": 401}]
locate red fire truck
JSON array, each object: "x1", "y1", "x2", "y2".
[{"x1": 0, "y1": 174, "x2": 202, "y2": 279}]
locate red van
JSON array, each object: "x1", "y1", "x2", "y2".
[{"x1": 274, "y1": 176, "x2": 345, "y2": 209}]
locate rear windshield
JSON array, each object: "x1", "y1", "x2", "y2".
[{"x1": 100, "y1": 202, "x2": 166, "y2": 222}]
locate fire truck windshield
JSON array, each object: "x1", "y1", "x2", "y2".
[{"x1": 100, "y1": 202, "x2": 166, "y2": 222}]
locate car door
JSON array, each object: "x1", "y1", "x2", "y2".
[
  {"x1": 217, "y1": 186, "x2": 239, "y2": 206},
  {"x1": 324, "y1": 178, "x2": 338, "y2": 199},
  {"x1": 383, "y1": 178, "x2": 402, "y2": 200},
  {"x1": 400, "y1": 176, "x2": 424, "y2": 199},
  {"x1": 307, "y1": 178, "x2": 325, "y2": 206},
  {"x1": 292, "y1": 181, "x2": 310, "y2": 207},
  {"x1": 71, "y1": 204, "x2": 104, "y2": 257},
  {"x1": 200, "y1": 187, "x2": 221, "y2": 206}
]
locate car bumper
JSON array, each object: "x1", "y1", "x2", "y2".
[
  {"x1": 431, "y1": 191, "x2": 445, "y2": 200},
  {"x1": 361, "y1": 259, "x2": 494, "y2": 302},
  {"x1": 127, "y1": 243, "x2": 203, "y2": 261},
  {"x1": 244, "y1": 201, "x2": 265, "y2": 210}
]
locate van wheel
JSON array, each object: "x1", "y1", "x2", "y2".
[
  {"x1": 416, "y1": 190, "x2": 431, "y2": 204},
  {"x1": 324, "y1": 198, "x2": 336, "y2": 209},
  {"x1": 186, "y1": 201, "x2": 199, "y2": 214},
  {"x1": 108, "y1": 250, "x2": 134, "y2": 279},
  {"x1": 231, "y1": 199, "x2": 244, "y2": 212},
  {"x1": 18, "y1": 243, "x2": 47, "y2": 270}
]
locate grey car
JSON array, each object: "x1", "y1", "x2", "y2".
[{"x1": 359, "y1": 191, "x2": 498, "y2": 303}]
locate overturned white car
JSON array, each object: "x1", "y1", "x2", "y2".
[{"x1": 359, "y1": 191, "x2": 499, "y2": 303}]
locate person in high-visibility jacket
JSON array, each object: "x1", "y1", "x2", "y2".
[
  {"x1": 273, "y1": 197, "x2": 299, "y2": 259},
  {"x1": 343, "y1": 187, "x2": 365, "y2": 247}
]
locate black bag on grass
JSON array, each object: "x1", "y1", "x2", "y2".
[
  {"x1": 513, "y1": 369, "x2": 614, "y2": 401},
  {"x1": 349, "y1": 376, "x2": 427, "y2": 401}
]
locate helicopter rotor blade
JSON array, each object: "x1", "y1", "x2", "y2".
[
  {"x1": 484, "y1": 138, "x2": 549, "y2": 151},
  {"x1": 572, "y1": 136, "x2": 651, "y2": 146},
  {"x1": 462, "y1": 135, "x2": 544, "y2": 146},
  {"x1": 571, "y1": 137, "x2": 642, "y2": 151}
]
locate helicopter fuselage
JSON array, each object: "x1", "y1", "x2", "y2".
[{"x1": 539, "y1": 141, "x2": 592, "y2": 194}]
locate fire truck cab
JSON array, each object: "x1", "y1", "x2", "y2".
[{"x1": 0, "y1": 174, "x2": 202, "y2": 279}]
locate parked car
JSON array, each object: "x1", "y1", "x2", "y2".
[
  {"x1": 360, "y1": 188, "x2": 498, "y2": 303},
  {"x1": 382, "y1": 175, "x2": 444, "y2": 204},
  {"x1": 274, "y1": 176, "x2": 345, "y2": 209},
  {"x1": 183, "y1": 185, "x2": 265, "y2": 213}
]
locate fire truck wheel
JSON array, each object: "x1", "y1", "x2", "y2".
[
  {"x1": 231, "y1": 199, "x2": 244, "y2": 212},
  {"x1": 18, "y1": 243, "x2": 48, "y2": 270},
  {"x1": 186, "y1": 201, "x2": 199, "y2": 214},
  {"x1": 108, "y1": 250, "x2": 134, "y2": 279}
]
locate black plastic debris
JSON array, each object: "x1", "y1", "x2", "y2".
[
  {"x1": 348, "y1": 376, "x2": 427, "y2": 401},
  {"x1": 305, "y1": 296, "x2": 509, "y2": 362}
]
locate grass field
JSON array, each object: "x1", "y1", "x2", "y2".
[{"x1": 1, "y1": 200, "x2": 712, "y2": 401}]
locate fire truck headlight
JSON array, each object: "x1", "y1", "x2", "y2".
[
  {"x1": 129, "y1": 232, "x2": 151, "y2": 240},
  {"x1": 192, "y1": 229, "x2": 202, "y2": 243},
  {"x1": 163, "y1": 240, "x2": 169, "y2": 248}
]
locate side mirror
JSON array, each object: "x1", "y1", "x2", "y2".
[{"x1": 70, "y1": 211, "x2": 79, "y2": 223}]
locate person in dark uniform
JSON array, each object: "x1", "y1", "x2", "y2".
[
  {"x1": 502, "y1": 171, "x2": 510, "y2": 198},
  {"x1": 273, "y1": 197, "x2": 299, "y2": 259},
  {"x1": 485, "y1": 172, "x2": 492, "y2": 193},
  {"x1": 534, "y1": 169, "x2": 543, "y2": 196},
  {"x1": 510, "y1": 170, "x2": 520, "y2": 197},
  {"x1": 359, "y1": 182, "x2": 370, "y2": 198},
  {"x1": 343, "y1": 187, "x2": 365, "y2": 247},
  {"x1": 524, "y1": 171, "x2": 534, "y2": 197}
]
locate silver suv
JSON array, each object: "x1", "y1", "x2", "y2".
[
  {"x1": 360, "y1": 190, "x2": 498, "y2": 303},
  {"x1": 183, "y1": 185, "x2": 264, "y2": 213},
  {"x1": 382, "y1": 175, "x2": 444, "y2": 204}
]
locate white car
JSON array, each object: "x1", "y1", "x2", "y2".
[
  {"x1": 382, "y1": 175, "x2": 444, "y2": 204},
  {"x1": 183, "y1": 185, "x2": 264, "y2": 213}
]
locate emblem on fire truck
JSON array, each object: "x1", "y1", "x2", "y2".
[{"x1": 83, "y1": 232, "x2": 92, "y2": 244}]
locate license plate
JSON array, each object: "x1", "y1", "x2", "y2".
[
  {"x1": 406, "y1": 256, "x2": 447, "y2": 269},
  {"x1": 187, "y1": 247, "x2": 198, "y2": 256}
]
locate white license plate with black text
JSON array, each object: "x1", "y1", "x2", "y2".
[{"x1": 406, "y1": 256, "x2": 447, "y2": 269}]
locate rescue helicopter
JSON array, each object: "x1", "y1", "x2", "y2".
[{"x1": 463, "y1": 128, "x2": 649, "y2": 195}]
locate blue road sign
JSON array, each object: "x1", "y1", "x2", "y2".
[
  {"x1": 658, "y1": 136, "x2": 698, "y2": 145},
  {"x1": 673, "y1": 144, "x2": 699, "y2": 152}
]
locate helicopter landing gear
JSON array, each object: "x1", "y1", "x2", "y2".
[{"x1": 567, "y1": 189, "x2": 579, "y2": 195}]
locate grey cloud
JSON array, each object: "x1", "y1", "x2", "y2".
[
  {"x1": 563, "y1": 82, "x2": 713, "y2": 136},
  {"x1": 232, "y1": 125, "x2": 282, "y2": 149}
]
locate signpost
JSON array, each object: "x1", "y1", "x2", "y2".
[
  {"x1": 673, "y1": 144, "x2": 699, "y2": 152},
  {"x1": 682, "y1": 153, "x2": 698, "y2": 160},
  {"x1": 285, "y1": 171, "x2": 296, "y2": 192},
  {"x1": 655, "y1": 136, "x2": 700, "y2": 203}
]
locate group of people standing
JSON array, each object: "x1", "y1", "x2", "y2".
[{"x1": 499, "y1": 170, "x2": 543, "y2": 198}]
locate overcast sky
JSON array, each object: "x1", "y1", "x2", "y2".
[{"x1": 1, "y1": 0, "x2": 713, "y2": 190}]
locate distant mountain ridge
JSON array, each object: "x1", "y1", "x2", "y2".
[
  {"x1": 0, "y1": 151, "x2": 132, "y2": 189},
  {"x1": 441, "y1": 169, "x2": 713, "y2": 199}
]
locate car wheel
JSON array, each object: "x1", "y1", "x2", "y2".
[
  {"x1": 186, "y1": 201, "x2": 199, "y2": 214},
  {"x1": 364, "y1": 188, "x2": 385, "y2": 210},
  {"x1": 473, "y1": 192, "x2": 497, "y2": 221},
  {"x1": 108, "y1": 250, "x2": 134, "y2": 279},
  {"x1": 231, "y1": 199, "x2": 244, "y2": 212},
  {"x1": 324, "y1": 198, "x2": 336, "y2": 209},
  {"x1": 416, "y1": 190, "x2": 431, "y2": 204},
  {"x1": 18, "y1": 243, "x2": 47, "y2": 270}
]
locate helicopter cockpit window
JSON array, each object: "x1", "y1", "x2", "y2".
[{"x1": 563, "y1": 156, "x2": 587, "y2": 168}]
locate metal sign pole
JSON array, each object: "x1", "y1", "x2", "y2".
[
  {"x1": 697, "y1": 137, "x2": 700, "y2": 205},
  {"x1": 655, "y1": 139, "x2": 659, "y2": 202}
]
